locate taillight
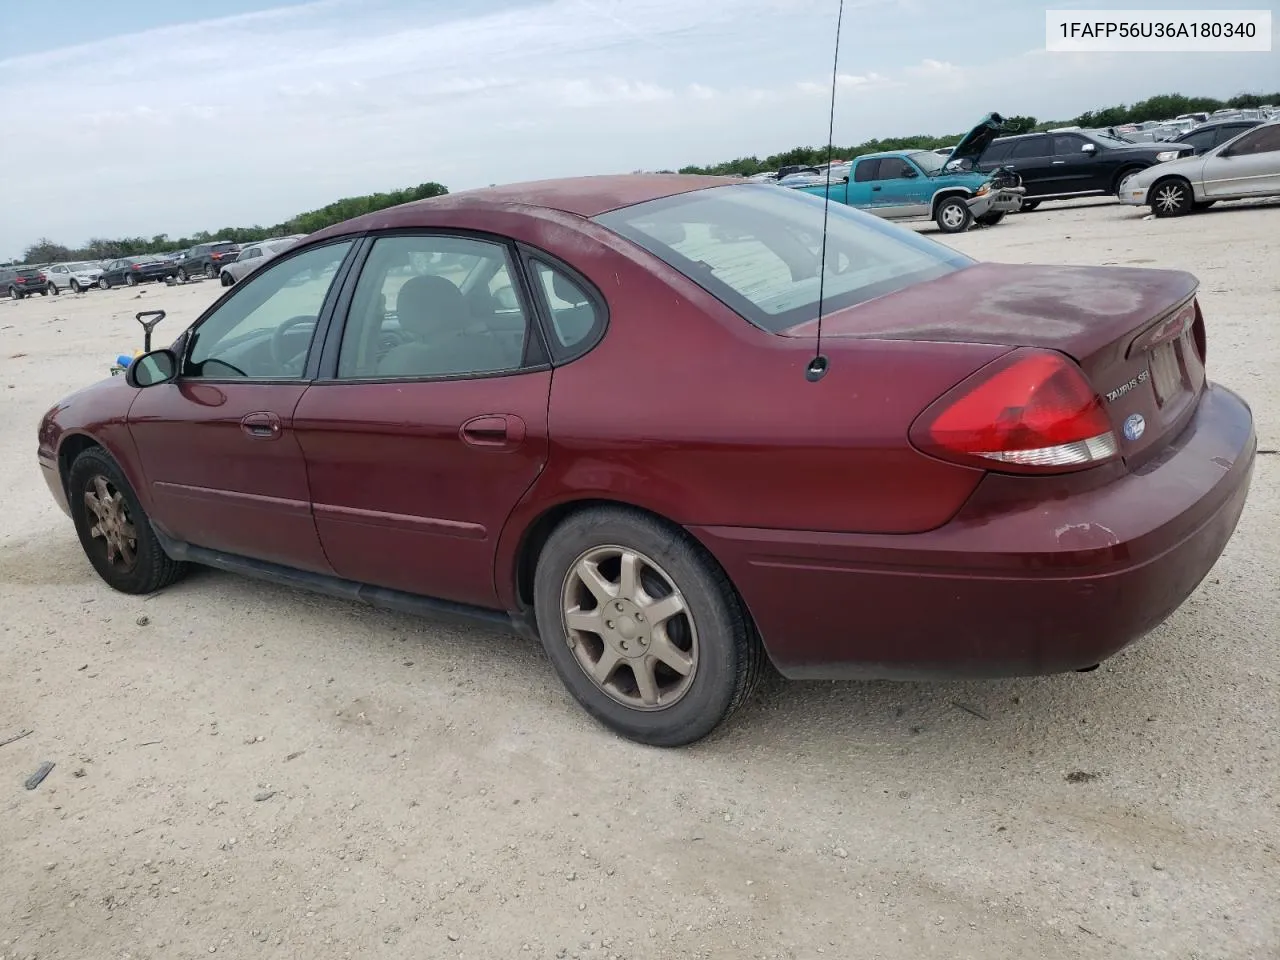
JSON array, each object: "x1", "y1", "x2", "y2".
[
  {"x1": 131, "y1": 264, "x2": 140, "y2": 270},
  {"x1": 1192, "y1": 299, "x2": 1206, "y2": 365},
  {"x1": 910, "y1": 348, "x2": 1118, "y2": 474}
]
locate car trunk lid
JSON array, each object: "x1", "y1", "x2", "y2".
[{"x1": 782, "y1": 262, "x2": 1207, "y2": 467}]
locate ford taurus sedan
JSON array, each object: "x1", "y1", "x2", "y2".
[{"x1": 37, "y1": 175, "x2": 1256, "y2": 746}]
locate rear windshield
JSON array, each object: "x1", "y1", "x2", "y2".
[
  {"x1": 212, "y1": 242, "x2": 239, "y2": 252},
  {"x1": 593, "y1": 184, "x2": 972, "y2": 333}
]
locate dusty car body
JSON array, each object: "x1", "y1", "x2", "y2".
[{"x1": 38, "y1": 174, "x2": 1255, "y2": 746}]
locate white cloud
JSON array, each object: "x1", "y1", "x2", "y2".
[{"x1": 0, "y1": 0, "x2": 1272, "y2": 254}]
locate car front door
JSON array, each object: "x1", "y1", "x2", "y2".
[
  {"x1": 1049, "y1": 134, "x2": 1105, "y2": 193},
  {"x1": 127, "y1": 238, "x2": 356, "y2": 570},
  {"x1": 868, "y1": 156, "x2": 929, "y2": 218},
  {"x1": 291, "y1": 232, "x2": 556, "y2": 609},
  {"x1": 1201, "y1": 125, "x2": 1280, "y2": 197}
]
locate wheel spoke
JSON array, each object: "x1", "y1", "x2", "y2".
[
  {"x1": 88, "y1": 522, "x2": 105, "y2": 540},
  {"x1": 84, "y1": 491, "x2": 104, "y2": 519},
  {"x1": 642, "y1": 592, "x2": 684, "y2": 627},
  {"x1": 631, "y1": 658, "x2": 661, "y2": 706},
  {"x1": 592, "y1": 647, "x2": 622, "y2": 686},
  {"x1": 616, "y1": 551, "x2": 641, "y2": 601},
  {"x1": 116, "y1": 537, "x2": 136, "y2": 568},
  {"x1": 93, "y1": 476, "x2": 111, "y2": 504},
  {"x1": 565, "y1": 607, "x2": 604, "y2": 635},
  {"x1": 649, "y1": 631, "x2": 693, "y2": 676},
  {"x1": 574, "y1": 558, "x2": 616, "y2": 605}
]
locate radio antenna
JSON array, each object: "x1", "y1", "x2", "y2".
[{"x1": 806, "y1": 0, "x2": 844, "y2": 383}]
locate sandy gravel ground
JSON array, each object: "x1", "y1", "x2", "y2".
[{"x1": 1, "y1": 198, "x2": 1277, "y2": 960}]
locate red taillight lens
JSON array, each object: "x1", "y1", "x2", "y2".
[
  {"x1": 131, "y1": 264, "x2": 140, "y2": 270},
  {"x1": 911, "y1": 348, "x2": 1118, "y2": 473}
]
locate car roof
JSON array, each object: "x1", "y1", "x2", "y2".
[{"x1": 308, "y1": 174, "x2": 740, "y2": 239}]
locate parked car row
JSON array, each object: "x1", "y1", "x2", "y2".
[{"x1": 3, "y1": 234, "x2": 312, "y2": 300}]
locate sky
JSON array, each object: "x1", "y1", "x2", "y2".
[{"x1": 0, "y1": 0, "x2": 1275, "y2": 257}]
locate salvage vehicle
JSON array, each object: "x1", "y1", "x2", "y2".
[
  {"x1": 38, "y1": 174, "x2": 1256, "y2": 747},
  {"x1": 796, "y1": 114, "x2": 1024, "y2": 232},
  {"x1": 1, "y1": 264, "x2": 50, "y2": 298},
  {"x1": 45, "y1": 260, "x2": 104, "y2": 294},
  {"x1": 976, "y1": 129, "x2": 1194, "y2": 210},
  {"x1": 97, "y1": 255, "x2": 179, "y2": 288},
  {"x1": 219, "y1": 235, "x2": 306, "y2": 286},
  {"x1": 1119, "y1": 120, "x2": 1280, "y2": 216}
]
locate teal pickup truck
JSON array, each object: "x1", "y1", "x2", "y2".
[{"x1": 794, "y1": 113, "x2": 1025, "y2": 234}]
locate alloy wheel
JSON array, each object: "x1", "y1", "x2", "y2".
[
  {"x1": 560, "y1": 545, "x2": 698, "y2": 711},
  {"x1": 940, "y1": 203, "x2": 966, "y2": 229},
  {"x1": 83, "y1": 474, "x2": 138, "y2": 570},
  {"x1": 1153, "y1": 182, "x2": 1189, "y2": 215}
]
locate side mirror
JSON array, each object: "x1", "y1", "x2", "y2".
[
  {"x1": 841, "y1": 174, "x2": 850, "y2": 183},
  {"x1": 902, "y1": 167, "x2": 919, "y2": 178},
  {"x1": 126, "y1": 349, "x2": 178, "y2": 388},
  {"x1": 1081, "y1": 143, "x2": 1097, "y2": 153}
]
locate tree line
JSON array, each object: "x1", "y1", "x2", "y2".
[
  {"x1": 16, "y1": 182, "x2": 449, "y2": 265},
  {"x1": 13, "y1": 89, "x2": 1277, "y2": 263},
  {"x1": 676, "y1": 90, "x2": 1278, "y2": 176}
]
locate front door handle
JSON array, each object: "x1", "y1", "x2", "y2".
[
  {"x1": 240, "y1": 411, "x2": 283, "y2": 440},
  {"x1": 1052, "y1": 160, "x2": 1066, "y2": 164},
  {"x1": 460, "y1": 414, "x2": 526, "y2": 450},
  {"x1": 871, "y1": 185, "x2": 882, "y2": 191}
]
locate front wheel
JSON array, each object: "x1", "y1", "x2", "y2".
[
  {"x1": 177, "y1": 267, "x2": 187, "y2": 283},
  {"x1": 1019, "y1": 199, "x2": 1041, "y2": 212},
  {"x1": 533, "y1": 507, "x2": 763, "y2": 747},
  {"x1": 67, "y1": 447, "x2": 188, "y2": 594},
  {"x1": 976, "y1": 211, "x2": 1005, "y2": 227},
  {"x1": 934, "y1": 196, "x2": 972, "y2": 233},
  {"x1": 220, "y1": 271, "x2": 234, "y2": 287},
  {"x1": 98, "y1": 278, "x2": 110, "y2": 290},
  {"x1": 1150, "y1": 178, "x2": 1193, "y2": 217},
  {"x1": 71, "y1": 280, "x2": 82, "y2": 293}
]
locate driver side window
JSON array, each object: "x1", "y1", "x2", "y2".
[{"x1": 185, "y1": 240, "x2": 353, "y2": 380}]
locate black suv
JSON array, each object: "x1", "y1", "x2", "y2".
[
  {"x1": 1173, "y1": 118, "x2": 1263, "y2": 155},
  {"x1": 976, "y1": 131, "x2": 1193, "y2": 210},
  {"x1": 176, "y1": 240, "x2": 242, "y2": 281},
  {"x1": 1, "y1": 264, "x2": 50, "y2": 299}
]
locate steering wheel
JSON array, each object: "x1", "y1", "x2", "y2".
[{"x1": 270, "y1": 315, "x2": 317, "y2": 370}]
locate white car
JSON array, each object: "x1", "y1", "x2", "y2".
[
  {"x1": 1118, "y1": 119, "x2": 1280, "y2": 217},
  {"x1": 218, "y1": 235, "x2": 305, "y2": 286},
  {"x1": 44, "y1": 260, "x2": 104, "y2": 294}
]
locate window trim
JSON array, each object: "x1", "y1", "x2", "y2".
[
  {"x1": 312, "y1": 227, "x2": 554, "y2": 386},
  {"x1": 175, "y1": 236, "x2": 361, "y2": 386},
  {"x1": 516, "y1": 244, "x2": 610, "y2": 365}
]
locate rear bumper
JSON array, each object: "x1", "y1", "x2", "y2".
[{"x1": 690, "y1": 383, "x2": 1255, "y2": 680}]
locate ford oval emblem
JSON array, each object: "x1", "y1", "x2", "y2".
[{"x1": 1123, "y1": 413, "x2": 1146, "y2": 442}]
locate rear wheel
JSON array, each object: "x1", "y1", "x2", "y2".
[
  {"x1": 48, "y1": 283, "x2": 59, "y2": 295},
  {"x1": 126, "y1": 273, "x2": 138, "y2": 286},
  {"x1": 67, "y1": 447, "x2": 188, "y2": 594},
  {"x1": 40, "y1": 287, "x2": 49, "y2": 296},
  {"x1": 1150, "y1": 178, "x2": 1193, "y2": 217},
  {"x1": 9, "y1": 286, "x2": 21, "y2": 299},
  {"x1": 976, "y1": 211, "x2": 1005, "y2": 227},
  {"x1": 934, "y1": 196, "x2": 972, "y2": 233},
  {"x1": 532, "y1": 507, "x2": 763, "y2": 747},
  {"x1": 205, "y1": 263, "x2": 216, "y2": 279}
]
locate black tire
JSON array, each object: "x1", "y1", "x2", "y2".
[
  {"x1": 204, "y1": 263, "x2": 216, "y2": 279},
  {"x1": 177, "y1": 268, "x2": 188, "y2": 283},
  {"x1": 48, "y1": 283, "x2": 59, "y2": 295},
  {"x1": 1112, "y1": 166, "x2": 1145, "y2": 196},
  {"x1": 934, "y1": 195, "x2": 972, "y2": 234},
  {"x1": 221, "y1": 271, "x2": 234, "y2": 287},
  {"x1": 976, "y1": 211, "x2": 1005, "y2": 227},
  {"x1": 1019, "y1": 199, "x2": 1041, "y2": 212},
  {"x1": 532, "y1": 506, "x2": 763, "y2": 747},
  {"x1": 10, "y1": 286, "x2": 22, "y2": 299},
  {"x1": 1150, "y1": 177, "x2": 1193, "y2": 217},
  {"x1": 126, "y1": 273, "x2": 138, "y2": 286},
  {"x1": 98, "y1": 278, "x2": 110, "y2": 290},
  {"x1": 40, "y1": 287, "x2": 49, "y2": 296},
  {"x1": 71, "y1": 280, "x2": 82, "y2": 293},
  {"x1": 67, "y1": 446, "x2": 188, "y2": 595}
]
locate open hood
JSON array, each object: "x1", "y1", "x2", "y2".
[{"x1": 947, "y1": 112, "x2": 1006, "y2": 163}]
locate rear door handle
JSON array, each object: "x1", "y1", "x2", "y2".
[
  {"x1": 871, "y1": 185, "x2": 882, "y2": 191},
  {"x1": 240, "y1": 411, "x2": 283, "y2": 440},
  {"x1": 460, "y1": 414, "x2": 526, "y2": 450}
]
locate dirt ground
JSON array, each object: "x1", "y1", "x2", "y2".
[{"x1": 1, "y1": 198, "x2": 1277, "y2": 960}]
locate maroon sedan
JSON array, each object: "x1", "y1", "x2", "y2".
[{"x1": 37, "y1": 175, "x2": 1256, "y2": 746}]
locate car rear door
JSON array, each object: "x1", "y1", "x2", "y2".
[
  {"x1": 291, "y1": 232, "x2": 553, "y2": 609},
  {"x1": 846, "y1": 159, "x2": 878, "y2": 207},
  {"x1": 1201, "y1": 124, "x2": 1280, "y2": 197},
  {"x1": 127, "y1": 239, "x2": 357, "y2": 570}
]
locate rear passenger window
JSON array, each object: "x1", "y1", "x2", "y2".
[
  {"x1": 853, "y1": 159, "x2": 879, "y2": 182},
  {"x1": 530, "y1": 260, "x2": 603, "y2": 356},
  {"x1": 1011, "y1": 138, "x2": 1048, "y2": 159}
]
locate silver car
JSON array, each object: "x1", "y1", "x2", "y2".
[
  {"x1": 44, "y1": 260, "x2": 104, "y2": 294},
  {"x1": 219, "y1": 236, "x2": 305, "y2": 286},
  {"x1": 1119, "y1": 120, "x2": 1280, "y2": 217}
]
